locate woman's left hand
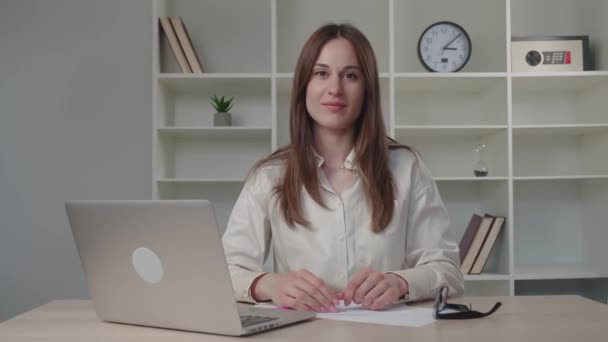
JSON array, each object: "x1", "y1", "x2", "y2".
[{"x1": 339, "y1": 268, "x2": 409, "y2": 310}]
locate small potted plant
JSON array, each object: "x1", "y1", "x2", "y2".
[{"x1": 211, "y1": 94, "x2": 235, "y2": 126}]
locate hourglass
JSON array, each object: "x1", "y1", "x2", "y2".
[{"x1": 473, "y1": 143, "x2": 488, "y2": 177}]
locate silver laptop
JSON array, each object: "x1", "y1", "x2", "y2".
[{"x1": 65, "y1": 200, "x2": 315, "y2": 336}]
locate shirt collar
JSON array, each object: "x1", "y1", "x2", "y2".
[{"x1": 312, "y1": 147, "x2": 357, "y2": 171}]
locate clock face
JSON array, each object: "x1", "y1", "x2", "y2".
[{"x1": 418, "y1": 21, "x2": 472, "y2": 72}]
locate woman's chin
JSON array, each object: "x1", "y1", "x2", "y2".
[{"x1": 314, "y1": 121, "x2": 354, "y2": 133}]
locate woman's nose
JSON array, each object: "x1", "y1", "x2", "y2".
[{"x1": 327, "y1": 75, "x2": 343, "y2": 96}]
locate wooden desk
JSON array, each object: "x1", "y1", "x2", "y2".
[{"x1": 1, "y1": 296, "x2": 607, "y2": 341}]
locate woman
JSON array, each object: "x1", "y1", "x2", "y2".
[{"x1": 222, "y1": 23, "x2": 463, "y2": 312}]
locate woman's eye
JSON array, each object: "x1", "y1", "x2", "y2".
[
  {"x1": 345, "y1": 73, "x2": 357, "y2": 80},
  {"x1": 314, "y1": 70, "x2": 327, "y2": 77}
]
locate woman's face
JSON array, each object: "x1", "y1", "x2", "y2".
[{"x1": 306, "y1": 38, "x2": 365, "y2": 134}]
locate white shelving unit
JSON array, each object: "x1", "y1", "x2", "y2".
[{"x1": 153, "y1": 0, "x2": 608, "y2": 301}]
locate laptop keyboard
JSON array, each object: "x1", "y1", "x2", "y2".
[{"x1": 240, "y1": 315, "x2": 279, "y2": 327}]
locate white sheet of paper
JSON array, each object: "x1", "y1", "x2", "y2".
[{"x1": 255, "y1": 302, "x2": 436, "y2": 327}]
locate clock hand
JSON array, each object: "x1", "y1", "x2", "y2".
[
  {"x1": 442, "y1": 33, "x2": 462, "y2": 51},
  {"x1": 441, "y1": 47, "x2": 457, "y2": 55}
]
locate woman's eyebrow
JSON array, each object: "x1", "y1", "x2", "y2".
[
  {"x1": 343, "y1": 65, "x2": 362, "y2": 72},
  {"x1": 313, "y1": 64, "x2": 362, "y2": 71}
]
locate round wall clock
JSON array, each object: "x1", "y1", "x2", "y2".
[{"x1": 417, "y1": 21, "x2": 472, "y2": 72}]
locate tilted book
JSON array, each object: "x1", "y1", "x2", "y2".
[
  {"x1": 171, "y1": 17, "x2": 204, "y2": 73},
  {"x1": 458, "y1": 214, "x2": 483, "y2": 267},
  {"x1": 470, "y1": 215, "x2": 505, "y2": 274},
  {"x1": 159, "y1": 17, "x2": 192, "y2": 73},
  {"x1": 460, "y1": 214, "x2": 494, "y2": 274}
]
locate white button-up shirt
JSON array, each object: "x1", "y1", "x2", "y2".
[{"x1": 221, "y1": 147, "x2": 464, "y2": 303}]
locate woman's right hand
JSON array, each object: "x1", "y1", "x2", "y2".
[{"x1": 252, "y1": 270, "x2": 339, "y2": 312}]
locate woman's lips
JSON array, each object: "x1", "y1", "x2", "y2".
[{"x1": 322, "y1": 103, "x2": 346, "y2": 112}]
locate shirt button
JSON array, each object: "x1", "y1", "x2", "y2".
[{"x1": 338, "y1": 235, "x2": 345, "y2": 242}]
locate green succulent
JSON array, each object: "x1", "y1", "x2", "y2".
[{"x1": 211, "y1": 95, "x2": 235, "y2": 113}]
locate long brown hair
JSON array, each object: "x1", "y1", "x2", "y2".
[{"x1": 251, "y1": 23, "x2": 411, "y2": 233}]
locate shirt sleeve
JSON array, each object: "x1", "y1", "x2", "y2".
[
  {"x1": 221, "y1": 172, "x2": 272, "y2": 303},
  {"x1": 389, "y1": 157, "x2": 465, "y2": 302}
]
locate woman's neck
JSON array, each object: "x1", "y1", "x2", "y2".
[{"x1": 313, "y1": 126, "x2": 354, "y2": 168}]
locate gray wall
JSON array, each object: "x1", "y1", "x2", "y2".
[{"x1": 0, "y1": 0, "x2": 152, "y2": 321}]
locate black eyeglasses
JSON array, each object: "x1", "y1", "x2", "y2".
[{"x1": 433, "y1": 286, "x2": 502, "y2": 320}]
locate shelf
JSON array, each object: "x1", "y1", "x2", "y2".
[
  {"x1": 435, "y1": 177, "x2": 508, "y2": 181},
  {"x1": 511, "y1": 0, "x2": 608, "y2": 71},
  {"x1": 438, "y1": 181, "x2": 510, "y2": 276},
  {"x1": 512, "y1": 73, "x2": 608, "y2": 92},
  {"x1": 396, "y1": 125, "x2": 506, "y2": 137},
  {"x1": 157, "y1": 0, "x2": 271, "y2": 73},
  {"x1": 396, "y1": 131, "x2": 508, "y2": 178},
  {"x1": 514, "y1": 179, "x2": 608, "y2": 269},
  {"x1": 395, "y1": 72, "x2": 507, "y2": 78},
  {"x1": 514, "y1": 175, "x2": 608, "y2": 181},
  {"x1": 513, "y1": 130, "x2": 608, "y2": 177},
  {"x1": 158, "y1": 126, "x2": 271, "y2": 139},
  {"x1": 156, "y1": 77, "x2": 271, "y2": 127},
  {"x1": 464, "y1": 274, "x2": 511, "y2": 281},
  {"x1": 157, "y1": 133, "x2": 271, "y2": 180},
  {"x1": 275, "y1": 73, "x2": 293, "y2": 79},
  {"x1": 512, "y1": 71, "x2": 608, "y2": 78},
  {"x1": 394, "y1": 0, "x2": 506, "y2": 72},
  {"x1": 394, "y1": 75, "x2": 506, "y2": 92},
  {"x1": 514, "y1": 265, "x2": 608, "y2": 280},
  {"x1": 157, "y1": 76, "x2": 271, "y2": 93},
  {"x1": 392, "y1": 0, "x2": 507, "y2": 72},
  {"x1": 157, "y1": 73, "x2": 272, "y2": 80},
  {"x1": 157, "y1": 178, "x2": 244, "y2": 183},
  {"x1": 512, "y1": 74, "x2": 608, "y2": 126},
  {"x1": 394, "y1": 77, "x2": 507, "y2": 126},
  {"x1": 151, "y1": 0, "x2": 608, "y2": 299},
  {"x1": 513, "y1": 124, "x2": 608, "y2": 137}
]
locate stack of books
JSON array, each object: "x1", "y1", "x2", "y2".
[
  {"x1": 459, "y1": 213, "x2": 506, "y2": 274},
  {"x1": 159, "y1": 17, "x2": 204, "y2": 73}
]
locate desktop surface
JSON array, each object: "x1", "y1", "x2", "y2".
[{"x1": 1, "y1": 296, "x2": 607, "y2": 342}]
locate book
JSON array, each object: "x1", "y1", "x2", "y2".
[
  {"x1": 159, "y1": 17, "x2": 192, "y2": 73},
  {"x1": 170, "y1": 17, "x2": 204, "y2": 73},
  {"x1": 460, "y1": 214, "x2": 495, "y2": 274},
  {"x1": 458, "y1": 214, "x2": 483, "y2": 266},
  {"x1": 469, "y1": 215, "x2": 505, "y2": 274}
]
